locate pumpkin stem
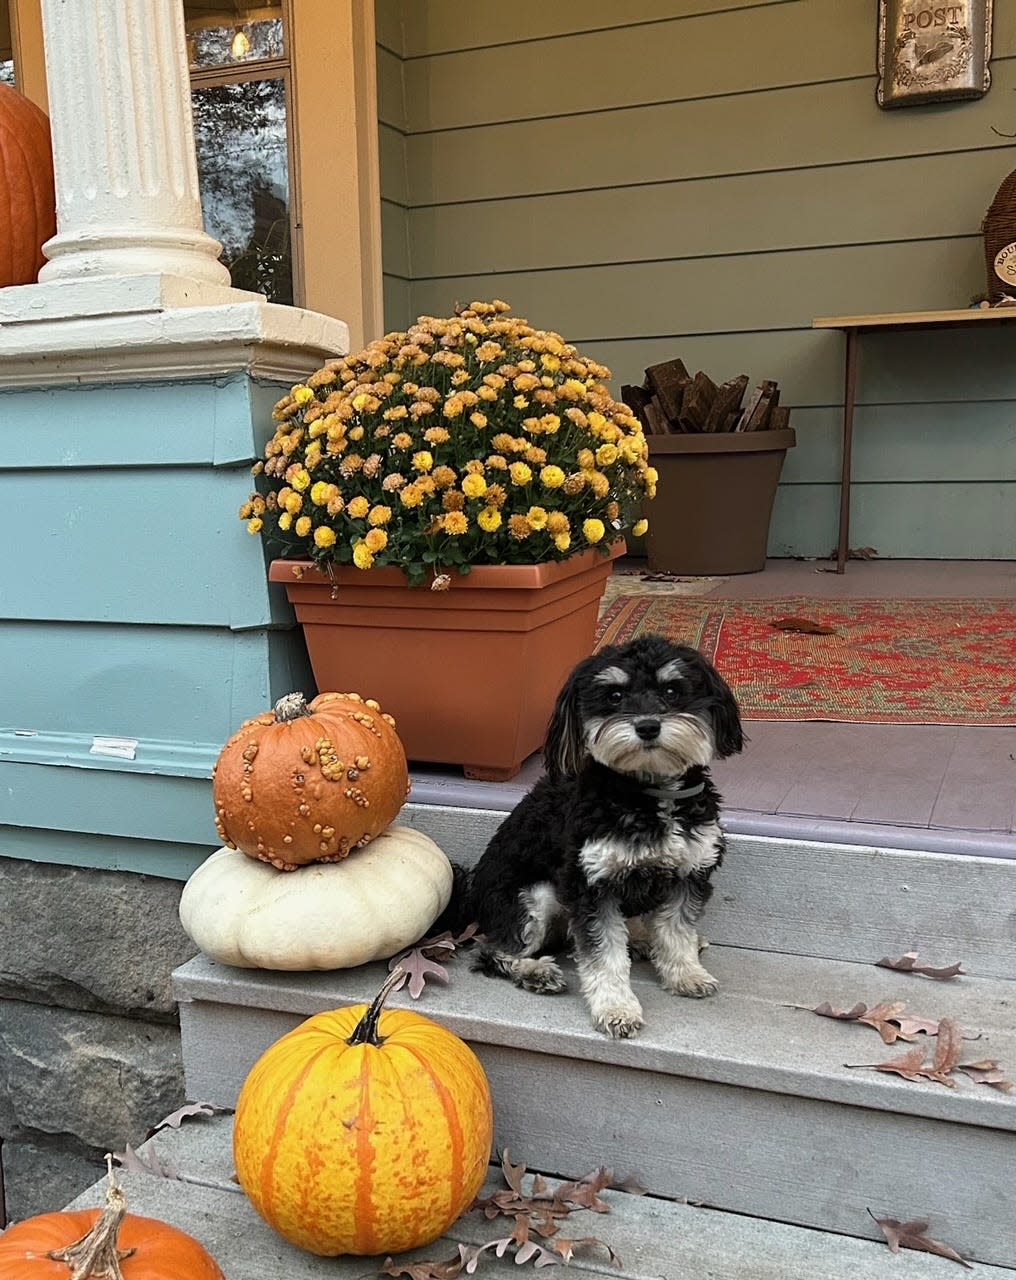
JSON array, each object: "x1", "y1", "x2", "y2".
[
  {"x1": 47, "y1": 1154, "x2": 137, "y2": 1279},
  {"x1": 273, "y1": 692, "x2": 310, "y2": 722},
  {"x1": 347, "y1": 967, "x2": 406, "y2": 1046}
]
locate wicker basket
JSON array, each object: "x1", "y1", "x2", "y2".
[{"x1": 982, "y1": 167, "x2": 1016, "y2": 302}]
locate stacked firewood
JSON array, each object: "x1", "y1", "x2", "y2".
[{"x1": 621, "y1": 358, "x2": 791, "y2": 434}]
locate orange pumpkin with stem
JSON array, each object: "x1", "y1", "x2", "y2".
[
  {"x1": 0, "y1": 1156, "x2": 224, "y2": 1279},
  {"x1": 0, "y1": 84, "x2": 57, "y2": 288},
  {"x1": 233, "y1": 967, "x2": 494, "y2": 1256},
  {"x1": 212, "y1": 691, "x2": 410, "y2": 870}
]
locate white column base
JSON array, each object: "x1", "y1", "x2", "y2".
[
  {"x1": 38, "y1": 229, "x2": 234, "y2": 288},
  {"x1": 0, "y1": 278, "x2": 350, "y2": 386}
]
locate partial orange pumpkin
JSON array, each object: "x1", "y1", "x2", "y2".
[
  {"x1": 233, "y1": 969, "x2": 494, "y2": 1256},
  {"x1": 0, "y1": 84, "x2": 56, "y2": 288},
  {"x1": 212, "y1": 691, "x2": 410, "y2": 870},
  {"x1": 0, "y1": 1163, "x2": 225, "y2": 1279}
]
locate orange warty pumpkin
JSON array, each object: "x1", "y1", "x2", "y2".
[
  {"x1": 0, "y1": 1161, "x2": 225, "y2": 1279},
  {"x1": 233, "y1": 968, "x2": 494, "y2": 1256},
  {"x1": 0, "y1": 84, "x2": 56, "y2": 288},
  {"x1": 212, "y1": 690, "x2": 410, "y2": 870}
]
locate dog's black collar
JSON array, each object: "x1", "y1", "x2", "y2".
[{"x1": 628, "y1": 771, "x2": 707, "y2": 801}]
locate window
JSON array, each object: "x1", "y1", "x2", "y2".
[
  {"x1": 184, "y1": 1, "x2": 296, "y2": 304},
  {"x1": 1, "y1": 0, "x2": 15, "y2": 86}
]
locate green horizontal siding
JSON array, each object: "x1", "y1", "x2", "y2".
[{"x1": 376, "y1": 0, "x2": 1016, "y2": 559}]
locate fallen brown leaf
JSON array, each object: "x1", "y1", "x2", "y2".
[
  {"x1": 380, "y1": 1251, "x2": 468, "y2": 1279},
  {"x1": 389, "y1": 925, "x2": 482, "y2": 998},
  {"x1": 958, "y1": 1059, "x2": 1014, "y2": 1092},
  {"x1": 869, "y1": 1211, "x2": 972, "y2": 1269},
  {"x1": 112, "y1": 1144, "x2": 179, "y2": 1179},
  {"x1": 846, "y1": 1018, "x2": 967, "y2": 1088},
  {"x1": 846, "y1": 1044, "x2": 934, "y2": 1084},
  {"x1": 875, "y1": 951, "x2": 966, "y2": 980},
  {"x1": 769, "y1": 616, "x2": 838, "y2": 635},
  {"x1": 148, "y1": 1101, "x2": 221, "y2": 1137}
]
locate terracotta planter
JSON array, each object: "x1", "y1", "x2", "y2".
[
  {"x1": 269, "y1": 542, "x2": 623, "y2": 781},
  {"x1": 646, "y1": 428, "x2": 796, "y2": 575}
]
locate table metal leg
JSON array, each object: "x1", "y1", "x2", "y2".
[{"x1": 836, "y1": 327, "x2": 858, "y2": 574}]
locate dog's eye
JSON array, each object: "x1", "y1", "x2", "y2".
[
  {"x1": 607, "y1": 689, "x2": 624, "y2": 705},
  {"x1": 661, "y1": 684, "x2": 680, "y2": 700}
]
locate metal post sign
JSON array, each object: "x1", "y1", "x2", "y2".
[{"x1": 877, "y1": 0, "x2": 993, "y2": 108}]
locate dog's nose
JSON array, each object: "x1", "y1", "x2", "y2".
[{"x1": 634, "y1": 718, "x2": 661, "y2": 742}]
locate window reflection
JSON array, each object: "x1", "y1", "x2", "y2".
[
  {"x1": 192, "y1": 77, "x2": 293, "y2": 304},
  {"x1": 184, "y1": 2, "x2": 284, "y2": 71},
  {"x1": 1, "y1": 0, "x2": 14, "y2": 86}
]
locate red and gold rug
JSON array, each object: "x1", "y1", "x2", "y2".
[{"x1": 594, "y1": 596, "x2": 1016, "y2": 725}]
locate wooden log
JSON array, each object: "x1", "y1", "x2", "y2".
[
  {"x1": 621, "y1": 383, "x2": 652, "y2": 426},
  {"x1": 645, "y1": 359, "x2": 691, "y2": 422},
  {"x1": 643, "y1": 397, "x2": 673, "y2": 435},
  {"x1": 704, "y1": 373, "x2": 749, "y2": 433},
  {"x1": 679, "y1": 370, "x2": 717, "y2": 432},
  {"x1": 769, "y1": 404, "x2": 791, "y2": 432}
]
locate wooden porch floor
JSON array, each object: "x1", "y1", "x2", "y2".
[{"x1": 408, "y1": 559, "x2": 1016, "y2": 860}]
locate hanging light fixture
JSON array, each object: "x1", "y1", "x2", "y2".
[{"x1": 231, "y1": 27, "x2": 251, "y2": 58}]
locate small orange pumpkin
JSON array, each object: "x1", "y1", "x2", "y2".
[
  {"x1": 233, "y1": 968, "x2": 494, "y2": 1256},
  {"x1": 0, "y1": 84, "x2": 57, "y2": 288},
  {"x1": 212, "y1": 691, "x2": 410, "y2": 870},
  {"x1": 0, "y1": 1159, "x2": 225, "y2": 1279}
]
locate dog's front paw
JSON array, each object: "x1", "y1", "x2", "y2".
[
  {"x1": 593, "y1": 1003, "x2": 644, "y2": 1039},
  {"x1": 514, "y1": 956, "x2": 567, "y2": 994},
  {"x1": 666, "y1": 964, "x2": 719, "y2": 999}
]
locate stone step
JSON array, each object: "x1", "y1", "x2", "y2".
[
  {"x1": 61, "y1": 1116, "x2": 1015, "y2": 1278},
  {"x1": 173, "y1": 946, "x2": 1016, "y2": 1268},
  {"x1": 402, "y1": 804, "x2": 1016, "y2": 975}
]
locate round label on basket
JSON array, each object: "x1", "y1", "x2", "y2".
[{"x1": 994, "y1": 242, "x2": 1016, "y2": 284}]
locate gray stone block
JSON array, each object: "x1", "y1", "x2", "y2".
[
  {"x1": 0, "y1": 855, "x2": 198, "y2": 1019},
  {"x1": 0, "y1": 999, "x2": 185, "y2": 1151},
  {"x1": 2, "y1": 1135, "x2": 105, "y2": 1224}
]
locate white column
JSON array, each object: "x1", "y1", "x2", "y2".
[{"x1": 37, "y1": 0, "x2": 230, "y2": 287}]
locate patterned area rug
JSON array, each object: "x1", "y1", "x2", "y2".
[{"x1": 594, "y1": 596, "x2": 1016, "y2": 725}]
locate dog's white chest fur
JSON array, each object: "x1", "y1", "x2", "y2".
[{"x1": 579, "y1": 818, "x2": 723, "y2": 883}]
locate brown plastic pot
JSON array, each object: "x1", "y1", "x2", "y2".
[
  {"x1": 645, "y1": 428, "x2": 796, "y2": 575},
  {"x1": 269, "y1": 542, "x2": 623, "y2": 781}
]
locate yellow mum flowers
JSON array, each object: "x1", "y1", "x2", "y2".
[{"x1": 241, "y1": 301, "x2": 655, "y2": 585}]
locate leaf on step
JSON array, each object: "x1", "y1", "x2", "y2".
[
  {"x1": 921, "y1": 1016, "x2": 962, "y2": 1086},
  {"x1": 875, "y1": 951, "x2": 966, "y2": 980},
  {"x1": 389, "y1": 924, "x2": 482, "y2": 998},
  {"x1": 958, "y1": 1059, "x2": 1014, "y2": 1092},
  {"x1": 500, "y1": 1148, "x2": 527, "y2": 1196},
  {"x1": 813, "y1": 1000, "x2": 916, "y2": 1044},
  {"x1": 845, "y1": 1044, "x2": 933, "y2": 1084},
  {"x1": 869, "y1": 1211, "x2": 973, "y2": 1269},
  {"x1": 551, "y1": 1235, "x2": 624, "y2": 1267},
  {"x1": 148, "y1": 1101, "x2": 223, "y2": 1137},
  {"x1": 380, "y1": 1248, "x2": 470, "y2": 1278},
  {"x1": 112, "y1": 1143, "x2": 179, "y2": 1180},
  {"x1": 769, "y1": 616, "x2": 838, "y2": 635}
]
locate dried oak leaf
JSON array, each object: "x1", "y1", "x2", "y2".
[
  {"x1": 846, "y1": 1017, "x2": 964, "y2": 1087},
  {"x1": 958, "y1": 1059, "x2": 1014, "y2": 1092},
  {"x1": 813, "y1": 1000, "x2": 915, "y2": 1044},
  {"x1": 148, "y1": 1101, "x2": 221, "y2": 1137},
  {"x1": 112, "y1": 1144, "x2": 179, "y2": 1180},
  {"x1": 390, "y1": 925, "x2": 482, "y2": 999},
  {"x1": 380, "y1": 1249, "x2": 469, "y2": 1279},
  {"x1": 875, "y1": 951, "x2": 966, "y2": 980},
  {"x1": 869, "y1": 1211, "x2": 972, "y2": 1269},
  {"x1": 769, "y1": 616, "x2": 838, "y2": 635}
]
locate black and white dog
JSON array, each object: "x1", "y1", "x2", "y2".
[{"x1": 464, "y1": 632, "x2": 743, "y2": 1039}]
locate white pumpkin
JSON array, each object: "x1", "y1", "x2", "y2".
[{"x1": 179, "y1": 824, "x2": 453, "y2": 970}]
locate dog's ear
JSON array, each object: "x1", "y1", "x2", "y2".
[
  {"x1": 544, "y1": 667, "x2": 588, "y2": 780},
  {"x1": 700, "y1": 660, "x2": 744, "y2": 758}
]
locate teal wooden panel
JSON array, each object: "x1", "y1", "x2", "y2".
[
  {"x1": 769, "y1": 482, "x2": 1016, "y2": 560},
  {"x1": 399, "y1": 0, "x2": 798, "y2": 55},
  {"x1": 0, "y1": 465, "x2": 280, "y2": 626},
  {"x1": 0, "y1": 623, "x2": 309, "y2": 745},
  {"x1": 0, "y1": 760, "x2": 216, "y2": 845},
  {"x1": 403, "y1": 66, "x2": 1016, "y2": 206},
  {"x1": 0, "y1": 374, "x2": 284, "y2": 469},
  {"x1": 0, "y1": 827, "x2": 214, "y2": 880},
  {"x1": 406, "y1": 149, "x2": 1013, "y2": 279}
]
